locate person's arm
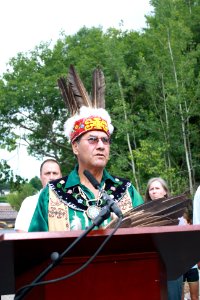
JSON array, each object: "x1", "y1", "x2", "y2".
[
  {"x1": 15, "y1": 193, "x2": 39, "y2": 232},
  {"x1": 28, "y1": 187, "x2": 49, "y2": 232},
  {"x1": 128, "y1": 185, "x2": 144, "y2": 207},
  {"x1": 15, "y1": 197, "x2": 30, "y2": 232},
  {"x1": 193, "y1": 186, "x2": 200, "y2": 224}
]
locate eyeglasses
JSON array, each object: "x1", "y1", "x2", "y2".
[{"x1": 81, "y1": 136, "x2": 111, "y2": 145}]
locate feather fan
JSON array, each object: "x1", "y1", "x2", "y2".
[{"x1": 106, "y1": 193, "x2": 191, "y2": 229}]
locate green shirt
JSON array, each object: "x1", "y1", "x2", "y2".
[{"x1": 29, "y1": 167, "x2": 143, "y2": 232}]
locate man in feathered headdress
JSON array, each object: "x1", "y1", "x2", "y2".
[{"x1": 29, "y1": 65, "x2": 144, "y2": 232}]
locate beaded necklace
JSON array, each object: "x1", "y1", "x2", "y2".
[{"x1": 77, "y1": 185, "x2": 104, "y2": 220}]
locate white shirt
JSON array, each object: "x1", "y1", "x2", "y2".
[
  {"x1": 14, "y1": 191, "x2": 41, "y2": 231},
  {"x1": 193, "y1": 186, "x2": 200, "y2": 225}
]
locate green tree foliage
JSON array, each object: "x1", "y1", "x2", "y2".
[
  {"x1": 29, "y1": 176, "x2": 42, "y2": 191},
  {"x1": 0, "y1": 159, "x2": 26, "y2": 194},
  {"x1": 132, "y1": 139, "x2": 188, "y2": 195},
  {"x1": 0, "y1": 160, "x2": 13, "y2": 188},
  {"x1": 6, "y1": 183, "x2": 37, "y2": 211},
  {"x1": 9, "y1": 175, "x2": 27, "y2": 192},
  {"x1": 143, "y1": 0, "x2": 200, "y2": 194},
  {"x1": 0, "y1": 1, "x2": 200, "y2": 197}
]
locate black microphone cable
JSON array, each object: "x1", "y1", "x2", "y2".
[{"x1": 14, "y1": 216, "x2": 122, "y2": 299}]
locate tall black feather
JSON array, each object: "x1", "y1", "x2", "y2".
[
  {"x1": 91, "y1": 68, "x2": 105, "y2": 109},
  {"x1": 58, "y1": 65, "x2": 106, "y2": 116},
  {"x1": 67, "y1": 65, "x2": 91, "y2": 110}
]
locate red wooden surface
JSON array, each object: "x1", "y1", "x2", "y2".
[
  {"x1": 1, "y1": 225, "x2": 200, "y2": 299},
  {"x1": 16, "y1": 252, "x2": 166, "y2": 300}
]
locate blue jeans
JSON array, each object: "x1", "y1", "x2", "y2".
[{"x1": 167, "y1": 276, "x2": 183, "y2": 300}]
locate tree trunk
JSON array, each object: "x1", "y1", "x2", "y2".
[
  {"x1": 167, "y1": 29, "x2": 193, "y2": 194},
  {"x1": 116, "y1": 72, "x2": 140, "y2": 192}
]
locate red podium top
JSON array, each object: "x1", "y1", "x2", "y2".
[{"x1": 1, "y1": 225, "x2": 200, "y2": 297}]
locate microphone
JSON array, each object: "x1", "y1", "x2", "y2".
[{"x1": 83, "y1": 170, "x2": 123, "y2": 218}]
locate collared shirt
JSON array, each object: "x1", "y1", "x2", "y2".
[{"x1": 29, "y1": 166, "x2": 144, "y2": 232}]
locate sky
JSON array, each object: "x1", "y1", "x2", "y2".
[{"x1": 0, "y1": 0, "x2": 152, "y2": 180}]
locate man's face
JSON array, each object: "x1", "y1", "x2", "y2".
[
  {"x1": 72, "y1": 131, "x2": 110, "y2": 170},
  {"x1": 40, "y1": 161, "x2": 62, "y2": 187}
]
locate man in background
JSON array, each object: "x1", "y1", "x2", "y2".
[{"x1": 15, "y1": 158, "x2": 62, "y2": 232}]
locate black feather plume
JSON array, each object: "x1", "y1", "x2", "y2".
[
  {"x1": 91, "y1": 67, "x2": 105, "y2": 109},
  {"x1": 58, "y1": 65, "x2": 106, "y2": 116}
]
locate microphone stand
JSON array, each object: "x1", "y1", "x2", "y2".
[{"x1": 14, "y1": 206, "x2": 111, "y2": 300}]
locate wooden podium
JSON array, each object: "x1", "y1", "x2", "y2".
[{"x1": 1, "y1": 225, "x2": 200, "y2": 300}]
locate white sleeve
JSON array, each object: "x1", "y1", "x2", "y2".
[
  {"x1": 193, "y1": 186, "x2": 200, "y2": 224},
  {"x1": 14, "y1": 193, "x2": 39, "y2": 231}
]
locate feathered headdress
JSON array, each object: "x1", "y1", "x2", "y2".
[{"x1": 58, "y1": 65, "x2": 114, "y2": 143}]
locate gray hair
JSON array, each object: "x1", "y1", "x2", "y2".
[{"x1": 145, "y1": 177, "x2": 170, "y2": 202}]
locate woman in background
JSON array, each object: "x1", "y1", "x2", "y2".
[
  {"x1": 145, "y1": 177, "x2": 183, "y2": 300},
  {"x1": 145, "y1": 177, "x2": 170, "y2": 202}
]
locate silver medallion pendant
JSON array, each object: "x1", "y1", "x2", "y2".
[{"x1": 86, "y1": 206, "x2": 101, "y2": 220}]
